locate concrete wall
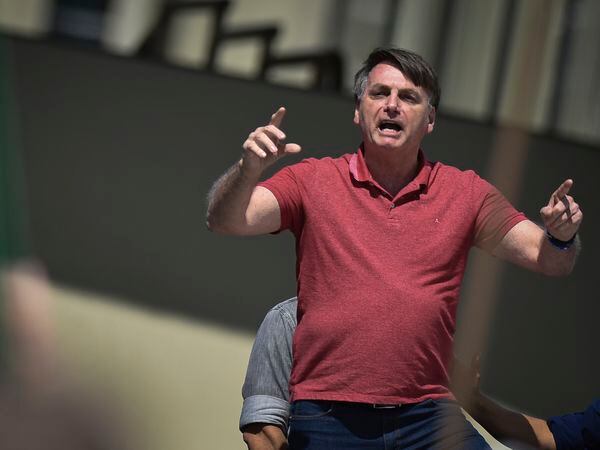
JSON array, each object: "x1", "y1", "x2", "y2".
[{"x1": 8, "y1": 37, "x2": 600, "y2": 422}]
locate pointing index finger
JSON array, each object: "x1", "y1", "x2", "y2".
[
  {"x1": 551, "y1": 179, "x2": 573, "y2": 206},
  {"x1": 269, "y1": 107, "x2": 286, "y2": 128}
]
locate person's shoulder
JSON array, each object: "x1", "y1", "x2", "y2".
[
  {"x1": 425, "y1": 161, "x2": 500, "y2": 209},
  {"x1": 583, "y1": 399, "x2": 600, "y2": 447},
  {"x1": 298, "y1": 151, "x2": 353, "y2": 167},
  {"x1": 285, "y1": 154, "x2": 343, "y2": 175},
  {"x1": 428, "y1": 160, "x2": 487, "y2": 190},
  {"x1": 432, "y1": 160, "x2": 482, "y2": 179},
  {"x1": 267, "y1": 297, "x2": 298, "y2": 326},
  {"x1": 269, "y1": 297, "x2": 297, "y2": 314},
  {"x1": 584, "y1": 398, "x2": 600, "y2": 425},
  {"x1": 286, "y1": 152, "x2": 353, "y2": 184}
]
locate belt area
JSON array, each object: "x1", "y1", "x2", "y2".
[{"x1": 371, "y1": 404, "x2": 403, "y2": 409}]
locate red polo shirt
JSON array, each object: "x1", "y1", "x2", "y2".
[{"x1": 259, "y1": 148, "x2": 526, "y2": 404}]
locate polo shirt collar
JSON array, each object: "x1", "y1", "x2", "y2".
[{"x1": 349, "y1": 146, "x2": 433, "y2": 197}]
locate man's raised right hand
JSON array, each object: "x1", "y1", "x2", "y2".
[{"x1": 241, "y1": 107, "x2": 302, "y2": 175}]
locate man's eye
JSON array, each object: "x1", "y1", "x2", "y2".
[{"x1": 371, "y1": 92, "x2": 387, "y2": 98}]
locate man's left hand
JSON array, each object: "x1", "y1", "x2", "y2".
[{"x1": 540, "y1": 179, "x2": 583, "y2": 241}]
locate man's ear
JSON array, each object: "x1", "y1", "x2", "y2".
[
  {"x1": 353, "y1": 105, "x2": 360, "y2": 125},
  {"x1": 427, "y1": 106, "x2": 436, "y2": 133}
]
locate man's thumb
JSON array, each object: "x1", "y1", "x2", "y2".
[{"x1": 284, "y1": 143, "x2": 302, "y2": 154}]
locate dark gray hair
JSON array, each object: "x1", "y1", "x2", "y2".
[{"x1": 353, "y1": 47, "x2": 441, "y2": 109}]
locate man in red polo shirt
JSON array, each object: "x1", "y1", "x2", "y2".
[{"x1": 207, "y1": 47, "x2": 582, "y2": 449}]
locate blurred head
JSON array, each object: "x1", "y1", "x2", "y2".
[
  {"x1": 1, "y1": 262, "x2": 56, "y2": 386},
  {"x1": 0, "y1": 262, "x2": 130, "y2": 450}
]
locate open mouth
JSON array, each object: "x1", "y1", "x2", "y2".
[{"x1": 377, "y1": 120, "x2": 403, "y2": 134}]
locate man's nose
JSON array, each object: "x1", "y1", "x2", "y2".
[{"x1": 384, "y1": 93, "x2": 400, "y2": 113}]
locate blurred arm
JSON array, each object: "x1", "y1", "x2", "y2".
[
  {"x1": 452, "y1": 355, "x2": 556, "y2": 449},
  {"x1": 468, "y1": 391, "x2": 556, "y2": 449}
]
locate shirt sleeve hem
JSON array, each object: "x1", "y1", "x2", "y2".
[
  {"x1": 239, "y1": 395, "x2": 290, "y2": 432},
  {"x1": 257, "y1": 181, "x2": 286, "y2": 233}
]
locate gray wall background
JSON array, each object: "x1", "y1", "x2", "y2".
[{"x1": 8, "y1": 37, "x2": 599, "y2": 418}]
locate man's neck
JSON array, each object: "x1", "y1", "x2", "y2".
[{"x1": 364, "y1": 145, "x2": 420, "y2": 197}]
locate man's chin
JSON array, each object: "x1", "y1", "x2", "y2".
[{"x1": 373, "y1": 136, "x2": 404, "y2": 150}]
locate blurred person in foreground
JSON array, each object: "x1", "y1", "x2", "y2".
[
  {"x1": 207, "y1": 46, "x2": 582, "y2": 449},
  {"x1": 241, "y1": 297, "x2": 599, "y2": 450},
  {"x1": 0, "y1": 262, "x2": 129, "y2": 450},
  {"x1": 452, "y1": 354, "x2": 600, "y2": 450}
]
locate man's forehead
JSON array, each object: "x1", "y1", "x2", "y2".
[{"x1": 367, "y1": 63, "x2": 419, "y2": 89}]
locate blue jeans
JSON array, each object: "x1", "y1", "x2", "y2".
[{"x1": 288, "y1": 399, "x2": 491, "y2": 449}]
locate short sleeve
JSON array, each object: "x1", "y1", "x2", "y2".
[
  {"x1": 472, "y1": 177, "x2": 527, "y2": 252},
  {"x1": 582, "y1": 399, "x2": 600, "y2": 449},
  {"x1": 547, "y1": 399, "x2": 600, "y2": 450},
  {"x1": 548, "y1": 411, "x2": 586, "y2": 450},
  {"x1": 239, "y1": 298, "x2": 297, "y2": 432},
  {"x1": 258, "y1": 159, "x2": 316, "y2": 235}
]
